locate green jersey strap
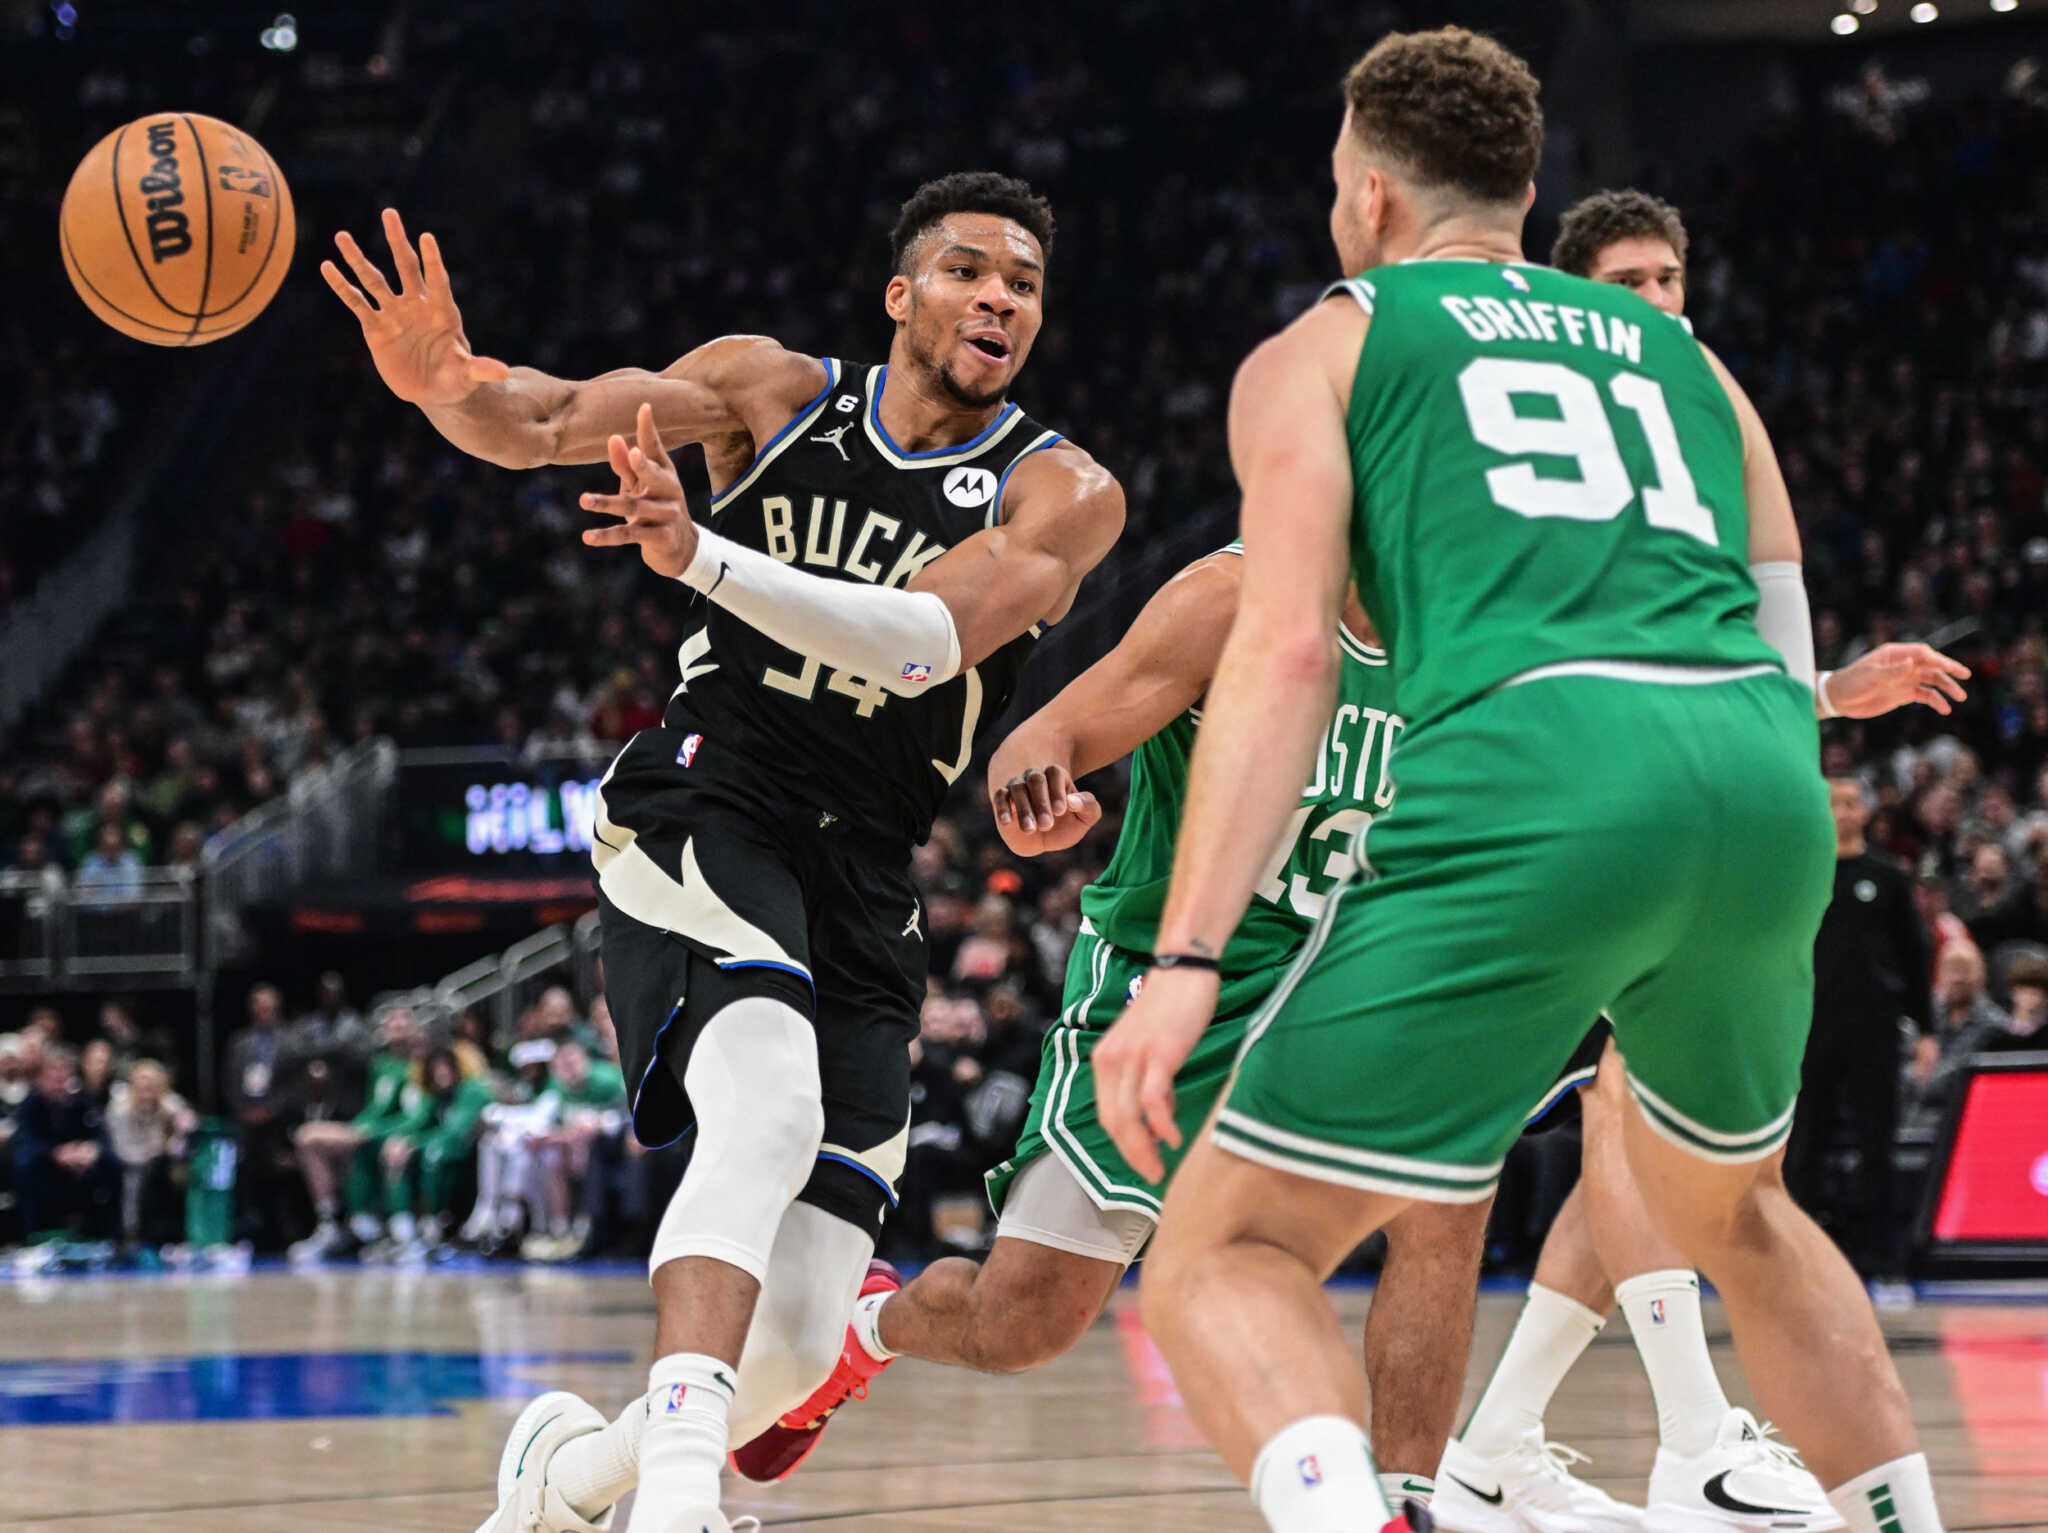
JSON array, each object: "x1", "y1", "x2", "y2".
[{"x1": 1322, "y1": 276, "x2": 1377, "y2": 313}]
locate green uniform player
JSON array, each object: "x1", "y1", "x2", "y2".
[
  {"x1": 1103, "y1": 31, "x2": 1943, "y2": 1533},
  {"x1": 987, "y1": 554, "x2": 1398, "y2": 1219}
]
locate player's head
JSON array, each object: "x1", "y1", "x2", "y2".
[
  {"x1": 1330, "y1": 28, "x2": 1542, "y2": 274},
  {"x1": 1552, "y1": 189, "x2": 1688, "y2": 315},
  {"x1": 887, "y1": 171, "x2": 1054, "y2": 408}
]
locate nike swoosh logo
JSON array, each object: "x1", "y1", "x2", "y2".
[
  {"x1": 1399, "y1": 1479, "x2": 1434, "y2": 1495},
  {"x1": 712, "y1": 1369, "x2": 736, "y2": 1394},
  {"x1": 1449, "y1": 1474, "x2": 1504, "y2": 1506},
  {"x1": 1703, "y1": 1469, "x2": 1805, "y2": 1517}
]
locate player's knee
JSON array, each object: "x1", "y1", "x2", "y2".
[{"x1": 688, "y1": 997, "x2": 825, "y2": 1191}]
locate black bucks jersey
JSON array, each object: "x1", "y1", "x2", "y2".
[{"x1": 647, "y1": 359, "x2": 1066, "y2": 849}]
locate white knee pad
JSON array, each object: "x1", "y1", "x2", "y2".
[
  {"x1": 726, "y1": 1202, "x2": 877, "y2": 1443},
  {"x1": 648, "y1": 997, "x2": 824, "y2": 1283}
]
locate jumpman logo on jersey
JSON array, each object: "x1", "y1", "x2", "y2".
[
  {"x1": 811, "y1": 421, "x2": 854, "y2": 461},
  {"x1": 902, "y1": 902, "x2": 922, "y2": 939}
]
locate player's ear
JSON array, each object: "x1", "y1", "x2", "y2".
[
  {"x1": 885, "y1": 273, "x2": 912, "y2": 325},
  {"x1": 1521, "y1": 181, "x2": 1537, "y2": 214}
]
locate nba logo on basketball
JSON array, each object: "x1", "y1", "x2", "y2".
[
  {"x1": 663, "y1": 1383, "x2": 689, "y2": 1412},
  {"x1": 677, "y1": 733, "x2": 703, "y2": 767},
  {"x1": 1650, "y1": 1299, "x2": 1667, "y2": 1325}
]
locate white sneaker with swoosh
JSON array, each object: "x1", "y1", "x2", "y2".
[
  {"x1": 1433, "y1": 1430, "x2": 1643, "y2": 1533},
  {"x1": 1642, "y1": 1410, "x2": 1845, "y2": 1532},
  {"x1": 475, "y1": 1391, "x2": 613, "y2": 1533}
]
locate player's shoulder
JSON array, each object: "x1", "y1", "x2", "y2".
[
  {"x1": 1002, "y1": 435, "x2": 1124, "y2": 524},
  {"x1": 1236, "y1": 295, "x2": 1368, "y2": 404}
]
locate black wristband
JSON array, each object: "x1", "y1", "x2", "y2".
[{"x1": 1152, "y1": 952, "x2": 1222, "y2": 973}]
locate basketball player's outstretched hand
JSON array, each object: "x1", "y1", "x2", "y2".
[
  {"x1": 580, "y1": 403, "x2": 698, "y2": 579},
  {"x1": 991, "y1": 765, "x2": 1101, "y2": 854},
  {"x1": 1827, "y1": 642, "x2": 1970, "y2": 719},
  {"x1": 321, "y1": 208, "x2": 510, "y2": 406},
  {"x1": 1095, "y1": 968, "x2": 1219, "y2": 1183}
]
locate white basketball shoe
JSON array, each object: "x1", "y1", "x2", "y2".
[
  {"x1": 1434, "y1": 1430, "x2": 1644, "y2": 1533},
  {"x1": 475, "y1": 1391, "x2": 613, "y2": 1533},
  {"x1": 1642, "y1": 1410, "x2": 1844, "y2": 1532}
]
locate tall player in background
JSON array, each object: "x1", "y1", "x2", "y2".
[
  {"x1": 734, "y1": 541, "x2": 1491, "y2": 1512},
  {"x1": 325, "y1": 172, "x2": 1123, "y2": 1533},
  {"x1": 1433, "y1": 189, "x2": 1968, "y2": 1533},
  {"x1": 1097, "y1": 28, "x2": 1946, "y2": 1533}
]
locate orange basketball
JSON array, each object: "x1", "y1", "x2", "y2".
[{"x1": 58, "y1": 112, "x2": 295, "y2": 347}]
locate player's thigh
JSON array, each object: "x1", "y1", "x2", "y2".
[
  {"x1": 992, "y1": 936, "x2": 1270, "y2": 1227},
  {"x1": 1607, "y1": 680, "x2": 1835, "y2": 1164}
]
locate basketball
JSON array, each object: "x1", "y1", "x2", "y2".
[{"x1": 58, "y1": 111, "x2": 294, "y2": 347}]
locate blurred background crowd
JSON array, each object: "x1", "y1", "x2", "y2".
[{"x1": 2, "y1": 2, "x2": 2045, "y2": 1274}]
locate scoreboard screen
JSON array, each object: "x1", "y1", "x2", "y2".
[{"x1": 397, "y1": 751, "x2": 611, "y2": 872}]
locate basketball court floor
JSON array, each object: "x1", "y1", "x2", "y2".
[{"x1": 4, "y1": 1266, "x2": 2044, "y2": 1531}]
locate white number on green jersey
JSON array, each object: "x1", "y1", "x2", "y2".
[{"x1": 1456, "y1": 358, "x2": 1718, "y2": 545}]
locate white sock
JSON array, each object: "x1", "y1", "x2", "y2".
[
  {"x1": 1828, "y1": 1453, "x2": 1944, "y2": 1533},
  {"x1": 851, "y1": 1291, "x2": 896, "y2": 1362},
  {"x1": 1251, "y1": 1416, "x2": 1389, "y2": 1533},
  {"x1": 637, "y1": 1355, "x2": 735, "y2": 1512},
  {"x1": 1380, "y1": 1471, "x2": 1434, "y2": 1507},
  {"x1": 388, "y1": 1210, "x2": 417, "y2": 1243},
  {"x1": 551, "y1": 1394, "x2": 648, "y2": 1520},
  {"x1": 1459, "y1": 1282, "x2": 1605, "y2": 1457},
  {"x1": 349, "y1": 1212, "x2": 382, "y2": 1243},
  {"x1": 1614, "y1": 1270, "x2": 1730, "y2": 1458}
]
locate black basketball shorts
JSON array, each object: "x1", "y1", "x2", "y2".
[
  {"x1": 1520, "y1": 1016, "x2": 1614, "y2": 1136},
  {"x1": 593, "y1": 729, "x2": 925, "y2": 1236}
]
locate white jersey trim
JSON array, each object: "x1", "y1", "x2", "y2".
[
  {"x1": 1499, "y1": 659, "x2": 1779, "y2": 691},
  {"x1": 707, "y1": 357, "x2": 843, "y2": 511}
]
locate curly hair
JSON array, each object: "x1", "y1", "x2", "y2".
[
  {"x1": 890, "y1": 171, "x2": 1055, "y2": 275},
  {"x1": 1343, "y1": 28, "x2": 1543, "y2": 205},
  {"x1": 1551, "y1": 189, "x2": 1690, "y2": 278}
]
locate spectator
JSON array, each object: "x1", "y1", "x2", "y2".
[
  {"x1": 1993, "y1": 953, "x2": 2048, "y2": 1052},
  {"x1": 951, "y1": 893, "x2": 1021, "y2": 993},
  {"x1": 223, "y1": 983, "x2": 299, "y2": 1250},
  {"x1": 463, "y1": 1038, "x2": 561, "y2": 1254},
  {"x1": 1951, "y1": 843, "x2": 2031, "y2": 950},
  {"x1": 1908, "y1": 942, "x2": 2013, "y2": 1130},
  {"x1": 77, "y1": 1038, "x2": 117, "y2": 1111},
  {"x1": 368, "y1": 1046, "x2": 494, "y2": 1261},
  {"x1": 95, "y1": 999, "x2": 143, "y2": 1072},
  {"x1": 104, "y1": 1059, "x2": 196, "y2": 1248},
  {"x1": 288, "y1": 1007, "x2": 423, "y2": 1260},
  {"x1": 10, "y1": 1044, "x2": 119, "y2": 1241},
  {"x1": 72, "y1": 821, "x2": 143, "y2": 904},
  {"x1": 6, "y1": 832, "x2": 67, "y2": 899},
  {"x1": 22, "y1": 1007, "x2": 60, "y2": 1048}
]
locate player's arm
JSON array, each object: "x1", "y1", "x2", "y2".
[
  {"x1": 1703, "y1": 346, "x2": 1969, "y2": 719},
  {"x1": 321, "y1": 209, "x2": 822, "y2": 468},
  {"x1": 583, "y1": 413, "x2": 1124, "y2": 696},
  {"x1": 1095, "y1": 302, "x2": 1360, "y2": 1180},
  {"x1": 987, "y1": 553, "x2": 1243, "y2": 857}
]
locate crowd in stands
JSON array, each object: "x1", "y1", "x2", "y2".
[{"x1": 2, "y1": 14, "x2": 2046, "y2": 1271}]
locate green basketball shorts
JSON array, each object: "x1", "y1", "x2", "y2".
[
  {"x1": 987, "y1": 921, "x2": 1299, "y2": 1222},
  {"x1": 1215, "y1": 670, "x2": 1834, "y2": 1201}
]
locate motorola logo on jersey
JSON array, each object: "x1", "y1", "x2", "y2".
[{"x1": 943, "y1": 466, "x2": 997, "y2": 509}]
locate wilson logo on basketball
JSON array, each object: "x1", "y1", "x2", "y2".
[{"x1": 139, "y1": 120, "x2": 192, "y2": 263}]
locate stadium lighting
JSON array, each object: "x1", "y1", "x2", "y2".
[
  {"x1": 1991, "y1": 0, "x2": 2017, "y2": 11},
  {"x1": 1910, "y1": 1, "x2": 1937, "y2": 16},
  {"x1": 1832, "y1": 11, "x2": 1861, "y2": 29},
  {"x1": 260, "y1": 12, "x2": 297, "y2": 50},
  {"x1": 1852, "y1": 0, "x2": 1878, "y2": 12}
]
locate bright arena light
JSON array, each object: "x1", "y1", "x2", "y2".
[
  {"x1": 1852, "y1": 0, "x2": 1878, "y2": 12},
  {"x1": 1832, "y1": 12, "x2": 1862, "y2": 30},
  {"x1": 1991, "y1": 0, "x2": 2017, "y2": 12},
  {"x1": 1910, "y1": 1, "x2": 1938, "y2": 17}
]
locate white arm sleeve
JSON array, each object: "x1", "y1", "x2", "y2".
[
  {"x1": 679, "y1": 526, "x2": 961, "y2": 696},
  {"x1": 1749, "y1": 560, "x2": 1816, "y2": 690}
]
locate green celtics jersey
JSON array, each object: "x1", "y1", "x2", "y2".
[
  {"x1": 1083, "y1": 556, "x2": 1399, "y2": 972},
  {"x1": 1331, "y1": 261, "x2": 1782, "y2": 733}
]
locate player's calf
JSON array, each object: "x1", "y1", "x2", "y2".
[{"x1": 871, "y1": 1233, "x2": 1127, "y2": 1374}]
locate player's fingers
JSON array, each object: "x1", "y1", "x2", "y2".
[
  {"x1": 418, "y1": 231, "x2": 455, "y2": 299},
  {"x1": 1929, "y1": 669, "x2": 1967, "y2": 702},
  {"x1": 990, "y1": 781, "x2": 1017, "y2": 828},
  {"x1": 1069, "y1": 790, "x2": 1102, "y2": 825},
  {"x1": 1024, "y1": 768, "x2": 1056, "y2": 831},
  {"x1": 627, "y1": 445, "x2": 674, "y2": 495},
  {"x1": 1139, "y1": 1060, "x2": 1179, "y2": 1153},
  {"x1": 382, "y1": 207, "x2": 425, "y2": 295},
  {"x1": 606, "y1": 433, "x2": 640, "y2": 492},
  {"x1": 319, "y1": 261, "x2": 374, "y2": 318},
  {"x1": 1045, "y1": 766, "x2": 1077, "y2": 818},
  {"x1": 579, "y1": 491, "x2": 634, "y2": 519},
  {"x1": 1916, "y1": 645, "x2": 1971, "y2": 679},
  {"x1": 636, "y1": 402, "x2": 671, "y2": 468},
  {"x1": 581, "y1": 524, "x2": 640, "y2": 548},
  {"x1": 333, "y1": 230, "x2": 397, "y2": 306},
  {"x1": 1916, "y1": 686, "x2": 1953, "y2": 716}
]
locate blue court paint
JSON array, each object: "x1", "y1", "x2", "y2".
[{"x1": 0, "y1": 1350, "x2": 632, "y2": 1425}]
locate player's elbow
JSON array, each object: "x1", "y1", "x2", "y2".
[{"x1": 1260, "y1": 630, "x2": 1340, "y2": 689}]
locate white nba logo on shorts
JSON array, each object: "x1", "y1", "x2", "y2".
[{"x1": 943, "y1": 466, "x2": 997, "y2": 508}]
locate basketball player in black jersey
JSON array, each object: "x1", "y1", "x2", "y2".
[{"x1": 325, "y1": 173, "x2": 1123, "y2": 1533}]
